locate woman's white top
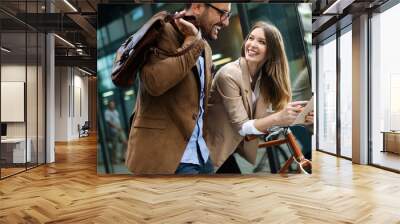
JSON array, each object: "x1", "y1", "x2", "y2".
[{"x1": 238, "y1": 72, "x2": 273, "y2": 136}]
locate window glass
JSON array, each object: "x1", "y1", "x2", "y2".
[
  {"x1": 317, "y1": 36, "x2": 337, "y2": 154},
  {"x1": 371, "y1": 3, "x2": 400, "y2": 171},
  {"x1": 339, "y1": 28, "x2": 352, "y2": 158}
]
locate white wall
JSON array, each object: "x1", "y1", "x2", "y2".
[
  {"x1": 1, "y1": 63, "x2": 46, "y2": 163},
  {"x1": 54, "y1": 66, "x2": 69, "y2": 141},
  {"x1": 1, "y1": 65, "x2": 26, "y2": 137},
  {"x1": 1, "y1": 65, "x2": 40, "y2": 138},
  {"x1": 1, "y1": 65, "x2": 26, "y2": 141},
  {"x1": 54, "y1": 66, "x2": 89, "y2": 141},
  {"x1": 72, "y1": 73, "x2": 89, "y2": 138}
]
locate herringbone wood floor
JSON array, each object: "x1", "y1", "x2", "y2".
[{"x1": 1, "y1": 134, "x2": 400, "y2": 223}]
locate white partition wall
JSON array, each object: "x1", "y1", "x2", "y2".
[{"x1": 54, "y1": 67, "x2": 89, "y2": 141}]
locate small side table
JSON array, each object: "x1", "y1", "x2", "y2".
[{"x1": 381, "y1": 131, "x2": 400, "y2": 154}]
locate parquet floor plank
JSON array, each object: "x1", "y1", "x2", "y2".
[{"x1": 1, "y1": 134, "x2": 399, "y2": 223}]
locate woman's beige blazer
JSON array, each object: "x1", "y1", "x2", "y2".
[{"x1": 206, "y1": 57, "x2": 270, "y2": 170}]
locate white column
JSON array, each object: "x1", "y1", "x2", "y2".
[
  {"x1": 46, "y1": 33, "x2": 55, "y2": 163},
  {"x1": 352, "y1": 14, "x2": 369, "y2": 164},
  {"x1": 45, "y1": 0, "x2": 56, "y2": 163}
]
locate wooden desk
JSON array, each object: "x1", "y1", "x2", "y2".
[
  {"x1": 1, "y1": 138, "x2": 32, "y2": 163},
  {"x1": 382, "y1": 131, "x2": 400, "y2": 154}
]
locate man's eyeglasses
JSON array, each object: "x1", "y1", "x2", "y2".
[{"x1": 205, "y1": 3, "x2": 231, "y2": 22}]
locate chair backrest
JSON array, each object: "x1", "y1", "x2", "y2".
[{"x1": 82, "y1": 121, "x2": 90, "y2": 129}]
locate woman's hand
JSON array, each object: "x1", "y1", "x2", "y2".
[{"x1": 273, "y1": 101, "x2": 306, "y2": 126}]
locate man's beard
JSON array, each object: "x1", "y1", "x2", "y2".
[
  {"x1": 201, "y1": 23, "x2": 221, "y2": 41},
  {"x1": 198, "y1": 13, "x2": 217, "y2": 41}
]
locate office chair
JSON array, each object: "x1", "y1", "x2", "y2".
[
  {"x1": 78, "y1": 121, "x2": 90, "y2": 138},
  {"x1": 245, "y1": 126, "x2": 312, "y2": 174}
]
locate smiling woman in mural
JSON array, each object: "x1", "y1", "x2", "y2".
[{"x1": 206, "y1": 21, "x2": 314, "y2": 173}]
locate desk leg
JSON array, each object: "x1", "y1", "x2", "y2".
[{"x1": 382, "y1": 133, "x2": 386, "y2": 152}]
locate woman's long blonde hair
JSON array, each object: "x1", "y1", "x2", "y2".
[{"x1": 241, "y1": 21, "x2": 291, "y2": 111}]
